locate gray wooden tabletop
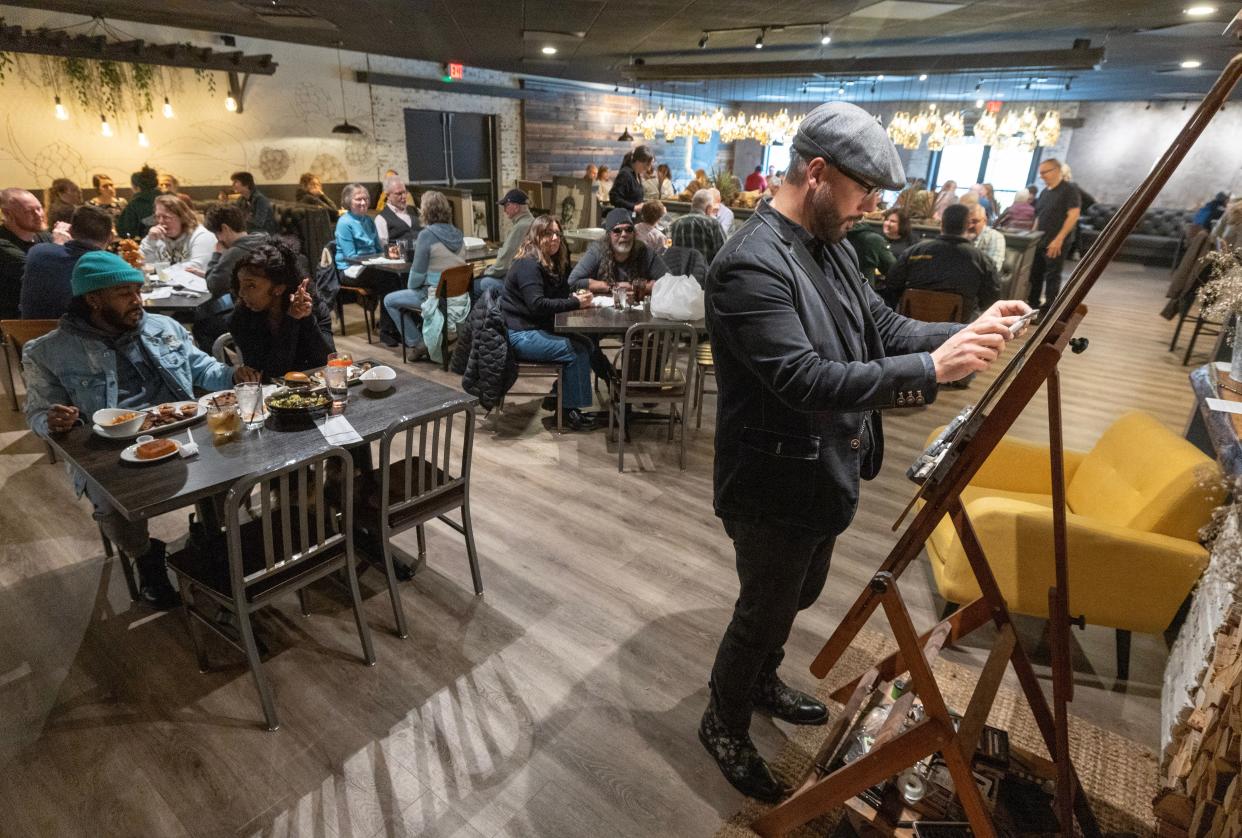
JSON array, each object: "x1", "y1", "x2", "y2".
[
  {"x1": 554, "y1": 305, "x2": 706, "y2": 336},
  {"x1": 47, "y1": 365, "x2": 477, "y2": 522}
]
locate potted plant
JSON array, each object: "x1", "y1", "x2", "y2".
[{"x1": 1197, "y1": 249, "x2": 1242, "y2": 381}]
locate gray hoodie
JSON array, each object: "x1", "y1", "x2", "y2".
[{"x1": 409, "y1": 223, "x2": 466, "y2": 291}]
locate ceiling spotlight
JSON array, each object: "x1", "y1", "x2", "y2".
[
  {"x1": 755, "y1": 29, "x2": 765, "y2": 49},
  {"x1": 1184, "y1": 5, "x2": 1216, "y2": 15},
  {"x1": 54, "y1": 96, "x2": 68, "y2": 120},
  {"x1": 1183, "y1": 100, "x2": 1189, "y2": 110},
  {"x1": 918, "y1": 73, "x2": 927, "y2": 81},
  {"x1": 975, "y1": 97, "x2": 984, "y2": 108},
  {"x1": 870, "y1": 84, "x2": 876, "y2": 94},
  {"x1": 974, "y1": 81, "x2": 982, "y2": 92},
  {"x1": 820, "y1": 25, "x2": 831, "y2": 45},
  {"x1": 876, "y1": 74, "x2": 884, "y2": 81},
  {"x1": 541, "y1": 45, "x2": 558, "y2": 55},
  {"x1": 162, "y1": 96, "x2": 174, "y2": 118},
  {"x1": 1145, "y1": 101, "x2": 1152, "y2": 110},
  {"x1": 837, "y1": 85, "x2": 845, "y2": 94},
  {"x1": 1065, "y1": 78, "x2": 1073, "y2": 91},
  {"x1": 1180, "y1": 59, "x2": 1202, "y2": 69},
  {"x1": 698, "y1": 32, "x2": 709, "y2": 49}
]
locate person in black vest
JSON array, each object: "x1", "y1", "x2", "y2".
[
  {"x1": 374, "y1": 175, "x2": 420, "y2": 252},
  {"x1": 609, "y1": 146, "x2": 653, "y2": 212},
  {"x1": 885, "y1": 203, "x2": 1001, "y2": 321}
]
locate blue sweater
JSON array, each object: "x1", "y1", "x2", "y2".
[
  {"x1": 334, "y1": 212, "x2": 380, "y2": 269},
  {"x1": 19, "y1": 240, "x2": 99, "y2": 319}
]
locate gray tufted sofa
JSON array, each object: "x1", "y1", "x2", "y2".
[{"x1": 1077, "y1": 203, "x2": 1192, "y2": 267}]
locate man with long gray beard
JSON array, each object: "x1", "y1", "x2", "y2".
[
  {"x1": 568, "y1": 207, "x2": 668, "y2": 295},
  {"x1": 699, "y1": 101, "x2": 1031, "y2": 803}
]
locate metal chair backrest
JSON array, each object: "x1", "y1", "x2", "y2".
[
  {"x1": 898, "y1": 288, "x2": 964, "y2": 323},
  {"x1": 435, "y1": 264, "x2": 474, "y2": 299},
  {"x1": 619, "y1": 321, "x2": 697, "y2": 390},
  {"x1": 1, "y1": 319, "x2": 59, "y2": 357},
  {"x1": 223, "y1": 447, "x2": 353, "y2": 596},
  {"x1": 211, "y1": 331, "x2": 242, "y2": 366},
  {"x1": 377, "y1": 403, "x2": 475, "y2": 528}
]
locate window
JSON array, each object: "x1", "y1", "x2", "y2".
[
  {"x1": 764, "y1": 143, "x2": 792, "y2": 176},
  {"x1": 934, "y1": 138, "x2": 986, "y2": 196},
  {"x1": 983, "y1": 146, "x2": 1038, "y2": 210}
]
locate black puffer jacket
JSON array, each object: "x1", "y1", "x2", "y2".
[{"x1": 451, "y1": 287, "x2": 516, "y2": 410}]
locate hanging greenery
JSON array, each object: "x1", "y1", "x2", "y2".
[
  {"x1": 130, "y1": 63, "x2": 155, "y2": 116},
  {"x1": 97, "y1": 60, "x2": 125, "y2": 116},
  {"x1": 63, "y1": 57, "x2": 93, "y2": 110},
  {"x1": 0, "y1": 51, "x2": 14, "y2": 84}
]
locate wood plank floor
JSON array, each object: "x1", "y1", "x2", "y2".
[{"x1": 0, "y1": 260, "x2": 1202, "y2": 836}]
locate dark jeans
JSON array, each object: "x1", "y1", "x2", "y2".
[
  {"x1": 350, "y1": 267, "x2": 404, "y2": 341},
  {"x1": 1027, "y1": 243, "x2": 1066, "y2": 309},
  {"x1": 709, "y1": 517, "x2": 836, "y2": 732}
]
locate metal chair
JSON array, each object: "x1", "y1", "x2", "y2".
[
  {"x1": 897, "y1": 288, "x2": 964, "y2": 323},
  {"x1": 2, "y1": 318, "x2": 59, "y2": 411},
  {"x1": 166, "y1": 447, "x2": 375, "y2": 731},
  {"x1": 358, "y1": 404, "x2": 481, "y2": 638},
  {"x1": 693, "y1": 341, "x2": 716, "y2": 429},
  {"x1": 395, "y1": 264, "x2": 474, "y2": 367},
  {"x1": 498, "y1": 363, "x2": 564, "y2": 431},
  {"x1": 608, "y1": 321, "x2": 696, "y2": 472},
  {"x1": 210, "y1": 331, "x2": 242, "y2": 366}
]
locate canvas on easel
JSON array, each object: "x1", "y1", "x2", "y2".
[{"x1": 751, "y1": 44, "x2": 1242, "y2": 838}]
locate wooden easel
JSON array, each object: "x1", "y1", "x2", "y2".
[{"x1": 752, "y1": 45, "x2": 1242, "y2": 838}]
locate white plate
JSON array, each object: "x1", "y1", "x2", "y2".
[
  {"x1": 90, "y1": 401, "x2": 204, "y2": 440},
  {"x1": 310, "y1": 366, "x2": 366, "y2": 386},
  {"x1": 121, "y1": 439, "x2": 182, "y2": 463}
]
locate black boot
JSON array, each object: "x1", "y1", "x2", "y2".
[
  {"x1": 560, "y1": 408, "x2": 597, "y2": 431},
  {"x1": 698, "y1": 704, "x2": 788, "y2": 803},
  {"x1": 134, "y1": 539, "x2": 181, "y2": 610},
  {"x1": 751, "y1": 670, "x2": 829, "y2": 725},
  {"x1": 541, "y1": 383, "x2": 560, "y2": 412}
]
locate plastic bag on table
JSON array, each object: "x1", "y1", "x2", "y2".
[{"x1": 648, "y1": 273, "x2": 704, "y2": 321}]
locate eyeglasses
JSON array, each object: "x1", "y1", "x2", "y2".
[
  {"x1": 539, "y1": 230, "x2": 562, "y2": 239},
  {"x1": 832, "y1": 163, "x2": 883, "y2": 198},
  {"x1": 611, "y1": 225, "x2": 635, "y2": 235}
]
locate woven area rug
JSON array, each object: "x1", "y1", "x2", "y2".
[{"x1": 714, "y1": 629, "x2": 1157, "y2": 837}]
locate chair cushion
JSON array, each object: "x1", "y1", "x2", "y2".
[
  {"x1": 168, "y1": 509, "x2": 345, "y2": 601},
  {"x1": 1065, "y1": 410, "x2": 1221, "y2": 539},
  {"x1": 355, "y1": 458, "x2": 465, "y2": 533}
]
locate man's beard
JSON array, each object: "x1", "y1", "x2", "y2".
[
  {"x1": 801, "y1": 181, "x2": 857, "y2": 244},
  {"x1": 100, "y1": 305, "x2": 142, "y2": 332},
  {"x1": 612, "y1": 241, "x2": 633, "y2": 259}
]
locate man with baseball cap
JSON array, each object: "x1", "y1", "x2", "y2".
[
  {"x1": 23, "y1": 250, "x2": 259, "y2": 609},
  {"x1": 477, "y1": 189, "x2": 535, "y2": 298},
  {"x1": 700, "y1": 101, "x2": 1031, "y2": 802}
]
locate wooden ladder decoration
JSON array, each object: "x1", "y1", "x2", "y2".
[{"x1": 752, "y1": 42, "x2": 1242, "y2": 838}]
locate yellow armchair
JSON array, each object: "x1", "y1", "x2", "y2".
[{"x1": 922, "y1": 410, "x2": 1223, "y2": 679}]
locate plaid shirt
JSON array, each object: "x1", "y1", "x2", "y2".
[
  {"x1": 973, "y1": 226, "x2": 1006, "y2": 274},
  {"x1": 669, "y1": 211, "x2": 726, "y2": 265}
]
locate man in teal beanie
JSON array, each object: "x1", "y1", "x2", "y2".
[{"x1": 22, "y1": 250, "x2": 259, "y2": 608}]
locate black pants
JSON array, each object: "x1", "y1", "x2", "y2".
[
  {"x1": 1027, "y1": 243, "x2": 1066, "y2": 309},
  {"x1": 709, "y1": 517, "x2": 836, "y2": 732},
  {"x1": 351, "y1": 267, "x2": 404, "y2": 342}
]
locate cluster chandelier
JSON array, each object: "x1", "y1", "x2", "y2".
[
  {"x1": 633, "y1": 104, "x2": 807, "y2": 145},
  {"x1": 888, "y1": 104, "x2": 1061, "y2": 151}
]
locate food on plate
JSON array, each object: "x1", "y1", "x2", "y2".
[
  {"x1": 267, "y1": 391, "x2": 330, "y2": 411},
  {"x1": 135, "y1": 438, "x2": 177, "y2": 460},
  {"x1": 106, "y1": 411, "x2": 140, "y2": 426},
  {"x1": 208, "y1": 392, "x2": 238, "y2": 409},
  {"x1": 283, "y1": 371, "x2": 312, "y2": 388},
  {"x1": 138, "y1": 401, "x2": 204, "y2": 431},
  {"x1": 178, "y1": 403, "x2": 199, "y2": 419}
]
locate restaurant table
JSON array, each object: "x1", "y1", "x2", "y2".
[
  {"x1": 142, "y1": 290, "x2": 212, "y2": 313},
  {"x1": 47, "y1": 365, "x2": 477, "y2": 523},
  {"x1": 553, "y1": 303, "x2": 706, "y2": 337},
  {"x1": 347, "y1": 244, "x2": 499, "y2": 275}
]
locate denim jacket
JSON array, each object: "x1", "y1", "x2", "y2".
[{"x1": 23, "y1": 313, "x2": 234, "y2": 491}]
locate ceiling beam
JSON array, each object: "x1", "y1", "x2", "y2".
[
  {"x1": 0, "y1": 24, "x2": 277, "y2": 75},
  {"x1": 356, "y1": 70, "x2": 555, "y2": 100},
  {"x1": 625, "y1": 45, "x2": 1105, "y2": 82}
]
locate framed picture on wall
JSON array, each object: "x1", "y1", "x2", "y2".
[{"x1": 551, "y1": 175, "x2": 597, "y2": 231}]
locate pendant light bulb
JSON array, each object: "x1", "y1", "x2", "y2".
[
  {"x1": 138, "y1": 125, "x2": 149, "y2": 147},
  {"x1": 225, "y1": 94, "x2": 238, "y2": 112},
  {"x1": 100, "y1": 115, "x2": 112, "y2": 137},
  {"x1": 163, "y1": 97, "x2": 175, "y2": 118},
  {"x1": 754, "y1": 29, "x2": 765, "y2": 49},
  {"x1": 54, "y1": 96, "x2": 68, "y2": 121}
]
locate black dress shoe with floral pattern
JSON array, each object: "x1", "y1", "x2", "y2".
[
  {"x1": 751, "y1": 671, "x2": 829, "y2": 725},
  {"x1": 698, "y1": 705, "x2": 789, "y2": 803}
]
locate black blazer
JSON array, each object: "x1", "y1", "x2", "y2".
[
  {"x1": 705, "y1": 200, "x2": 961, "y2": 534},
  {"x1": 608, "y1": 166, "x2": 644, "y2": 211}
]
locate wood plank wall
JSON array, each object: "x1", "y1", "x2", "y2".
[{"x1": 521, "y1": 88, "x2": 734, "y2": 185}]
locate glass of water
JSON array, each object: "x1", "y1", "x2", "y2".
[
  {"x1": 325, "y1": 352, "x2": 352, "y2": 408},
  {"x1": 234, "y1": 382, "x2": 266, "y2": 430}
]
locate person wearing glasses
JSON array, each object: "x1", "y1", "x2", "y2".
[
  {"x1": 1029, "y1": 156, "x2": 1082, "y2": 308},
  {"x1": 568, "y1": 208, "x2": 669, "y2": 300},
  {"x1": 501, "y1": 215, "x2": 597, "y2": 431},
  {"x1": 699, "y1": 101, "x2": 1030, "y2": 805},
  {"x1": 373, "y1": 174, "x2": 420, "y2": 251}
]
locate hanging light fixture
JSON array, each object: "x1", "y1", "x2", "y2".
[
  {"x1": 163, "y1": 96, "x2": 175, "y2": 118},
  {"x1": 754, "y1": 28, "x2": 765, "y2": 49},
  {"x1": 331, "y1": 43, "x2": 363, "y2": 134},
  {"x1": 137, "y1": 124, "x2": 149, "y2": 147},
  {"x1": 819, "y1": 25, "x2": 831, "y2": 46},
  {"x1": 617, "y1": 126, "x2": 633, "y2": 141},
  {"x1": 100, "y1": 114, "x2": 112, "y2": 137},
  {"x1": 224, "y1": 94, "x2": 238, "y2": 112},
  {"x1": 54, "y1": 96, "x2": 68, "y2": 120}
]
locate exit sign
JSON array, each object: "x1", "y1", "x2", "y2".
[
  {"x1": 448, "y1": 62, "x2": 463, "y2": 80},
  {"x1": 985, "y1": 100, "x2": 1003, "y2": 113}
]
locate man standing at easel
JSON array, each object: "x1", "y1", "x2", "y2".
[{"x1": 700, "y1": 101, "x2": 1031, "y2": 802}]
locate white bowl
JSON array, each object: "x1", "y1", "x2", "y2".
[
  {"x1": 360, "y1": 365, "x2": 396, "y2": 392},
  {"x1": 93, "y1": 408, "x2": 148, "y2": 438}
]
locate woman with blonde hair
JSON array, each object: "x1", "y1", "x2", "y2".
[
  {"x1": 500, "y1": 215, "x2": 596, "y2": 431},
  {"x1": 139, "y1": 193, "x2": 217, "y2": 270}
]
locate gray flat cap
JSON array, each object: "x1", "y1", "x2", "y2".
[{"x1": 791, "y1": 102, "x2": 905, "y2": 191}]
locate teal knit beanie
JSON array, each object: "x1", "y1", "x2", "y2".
[{"x1": 71, "y1": 250, "x2": 144, "y2": 297}]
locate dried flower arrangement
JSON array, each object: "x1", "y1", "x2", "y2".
[{"x1": 1196, "y1": 249, "x2": 1242, "y2": 341}]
